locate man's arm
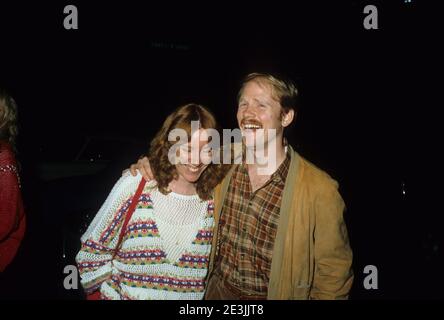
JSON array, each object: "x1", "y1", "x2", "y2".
[
  {"x1": 127, "y1": 156, "x2": 154, "y2": 181},
  {"x1": 310, "y1": 182, "x2": 354, "y2": 299}
]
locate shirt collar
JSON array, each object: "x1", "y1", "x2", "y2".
[{"x1": 271, "y1": 147, "x2": 291, "y2": 183}]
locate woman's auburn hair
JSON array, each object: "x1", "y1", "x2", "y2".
[{"x1": 148, "y1": 103, "x2": 229, "y2": 201}]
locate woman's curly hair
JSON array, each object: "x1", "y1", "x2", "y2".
[
  {"x1": 148, "y1": 103, "x2": 230, "y2": 201},
  {"x1": 0, "y1": 88, "x2": 19, "y2": 152}
]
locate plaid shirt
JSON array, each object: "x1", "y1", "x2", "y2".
[{"x1": 214, "y1": 150, "x2": 291, "y2": 296}]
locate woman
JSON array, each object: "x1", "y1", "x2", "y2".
[
  {"x1": 0, "y1": 88, "x2": 26, "y2": 272},
  {"x1": 76, "y1": 103, "x2": 228, "y2": 300}
]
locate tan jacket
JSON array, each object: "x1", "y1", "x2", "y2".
[{"x1": 209, "y1": 146, "x2": 353, "y2": 299}]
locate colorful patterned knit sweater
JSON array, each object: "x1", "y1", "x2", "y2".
[{"x1": 76, "y1": 173, "x2": 214, "y2": 300}]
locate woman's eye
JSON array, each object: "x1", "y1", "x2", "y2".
[{"x1": 179, "y1": 145, "x2": 191, "y2": 153}]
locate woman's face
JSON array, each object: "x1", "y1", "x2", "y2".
[{"x1": 175, "y1": 128, "x2": 212, "y2": 184}]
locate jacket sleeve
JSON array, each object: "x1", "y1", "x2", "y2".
[
  {"x1": 310, "y1": 181, "x2": 354, "y2": 299},
  {"x1": 75, "y1": 173, "x2": 139, "y2": 295}
]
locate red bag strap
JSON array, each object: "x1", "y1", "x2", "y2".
[{"x1": 113, "y1": 178, "x2": 146, "y2": 256}]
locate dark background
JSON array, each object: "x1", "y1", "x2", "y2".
[{"x1": 0, "y1": 1, "x2": 442, "y2": 299}]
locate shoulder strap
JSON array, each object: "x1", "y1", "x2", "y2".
[{"x1": 113, "y1": 177, "x2": 146, "y2": 256}]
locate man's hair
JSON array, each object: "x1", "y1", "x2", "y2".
[
  {"x1": 0, "y1": 88, "x2": 19, "y2": 151},
  {"x1": 148, "y1": 103, "x2": 228, "y2": 201},
  {"x1": 238, "y1": 72, "x2": 299, "y2": 115}
]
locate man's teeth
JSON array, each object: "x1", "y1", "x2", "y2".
[{"x1": 243, "y1": 124, "x2": 262, "y2": 129}]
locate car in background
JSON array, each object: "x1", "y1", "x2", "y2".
[
  {"x1": 24, "y1": 134, "x2": 148, "y2": 298},
  {"x1": 36, "y1": 135, "x2": 146, "y2": 181}
]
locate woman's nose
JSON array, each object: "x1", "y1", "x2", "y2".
[{"x1": 188, "y1": 151, "x2": 202, "y2": 165}]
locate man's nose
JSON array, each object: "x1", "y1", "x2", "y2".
[{"x1": 243, "y1": 104, "x2": 256, "y2": 117}]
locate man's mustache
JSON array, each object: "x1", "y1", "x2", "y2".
[{"x1": 240, "y1": 119, "x2": 263, "y2": 127}]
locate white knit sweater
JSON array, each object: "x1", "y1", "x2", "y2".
[{"x1": 76, "y1": 172, "x2": 214, "y2": 300}]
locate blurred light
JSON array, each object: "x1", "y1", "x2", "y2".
[{"x1": 401, "y1": 181, "x2": 406, "y2": 196}]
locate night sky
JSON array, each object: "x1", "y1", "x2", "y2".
[{"x1": 1, "y1": 1, "x2": 442, "y2": 299}]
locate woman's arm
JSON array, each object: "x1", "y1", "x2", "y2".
[
  {"x1": 0, "y1": 168, "x2": 20, "y2": 242},
  {"x1": 75, "y1": 173, "x2": 141, "y2": 296},
  {"x1": 0, "y1": 165, "x2": 23, "y2": 271}
]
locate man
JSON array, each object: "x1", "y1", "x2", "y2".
[{"x1": 131, "y1": 73, "x2": 353, "y2": 299}]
